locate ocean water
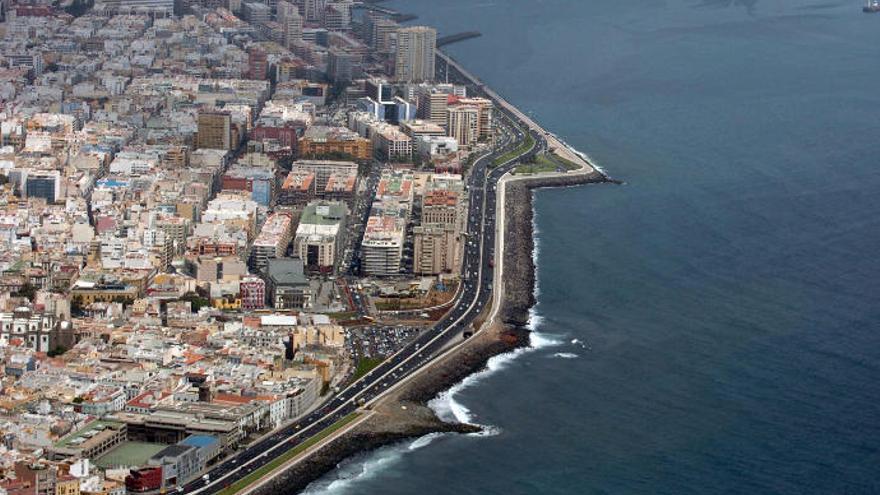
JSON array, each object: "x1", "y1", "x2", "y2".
[{"x1": 303, "y1": 1, "x2": 880, "y2": 493}]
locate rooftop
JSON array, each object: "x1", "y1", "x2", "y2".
[
  {"x1": 424, "y1": 190, "x2": 458, "y2": 207},
  {"x1": 302, "y1": 125, "x2": 362, "y2": 142},
  {"x1": 325, "y1": 172, "x2": 357, "y2": 193},
  {"x1": 299, "y1": 201, "x2": 347, "y2": 226},
  {"x1": 95, "y1": 441, "x2": 167, "y2": 469},
  {"x1": 180, "y1": 434, "x2": 219, "y2": 449},
  {"x1": 55, "y1": 420, "x2": 124, "y2": 449},
  {"x1": 267, "y1": 258, "x2": 308, "y2": 286},
  {"x1": 253, "y1": 212, "x2": 293, "y2": 247},
  {"x1": 282, "y1": 170, "x2": 315, "y2": 191},
  {"x1": 151, "y1": 443, "x2": 196, "y2": 460}
]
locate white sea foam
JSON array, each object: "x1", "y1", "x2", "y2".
[
  {"x1": 552, "y1": 352, "x2": 579, "y2": 359},
  {"x1": 555, "y1": 136, "x2": 605, "y2": 174},
  {"x1": 301, "y1": 434, "x2": 445, "y2": 495},
  {"x1": 303, "y1": 312, "x2": 565, "y2": 495},
  {"x1": 428, "y1": 308, "x2": 561, "y2": 436},
  {"x1": 428, "y1": 350, "x2": 521, "y2": 435},
  {"x1": 532, "y1": 209, "x2": 541, "y2": 297},
  {"x1": 528, "y1": 310, "x2": 562, "y2": 347},
  {"x1": 304, "y1": 194, "x2": 564, "y2": 494}
]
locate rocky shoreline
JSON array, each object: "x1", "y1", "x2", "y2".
[
  {"x1": 256, "y1": 169, "x2": 613, "y2": 495},
  {"x1": 501, "y1": 170, "x2": 614, "y2": 326}
]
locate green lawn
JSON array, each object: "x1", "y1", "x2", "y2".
[
  {"x1": 514, "y1": 154, "x2": 581, "y2": 175},
  {"x1": 548, "y1": 154, "x2": 582, "y2": 171},
  {"x1": 493, "y1": 131, "x2": 535, "y2": 167},
  {"x1": 218, "y1": 413, "x2": 361, "y2": 495},
  {"x1": 324, "y1": 310, "x2": 358, "y2": 321},
  {"x1": 374, "y1": 300, "x2": 401, "y2": 311},
  {"x1": 513, "y1": 162, "x2": 557, "y2": 175},
  {"x1": 351, "y1": 357, "x2": 384, "y2": 381}
]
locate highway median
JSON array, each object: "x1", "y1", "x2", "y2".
[
  {"x1": 218, "y1": 413, "x2": 362, "y2": 495},
  {"x1": 493, "y1": 131, "x2": 534, "y2": 167}
]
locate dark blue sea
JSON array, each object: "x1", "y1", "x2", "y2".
[{"x1": 304, "y1": 1, "x2": 880, "y2": 493}]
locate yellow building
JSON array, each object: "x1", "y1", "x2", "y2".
[
  {"x1": 212, "y1": 297, "x2": 242, "y2": 310},
  {"x1": 197, "y1": 111, "x2": 232, "y2": 150},
  {"x1": 299, "y1": 136, "x2": 371, "y2": 160},
  {"x1": 290, "y1": 324, "x2": 345, "y2": 348},
  {"x1": 70, "y1": 284, "x2": 140, "y2": 304},
  {"x1": 56, "y1": 476, "x2": 81, "y2": 495},
  {"x1": 299, "y1": 126, "x2": 371, "y2": 160}
]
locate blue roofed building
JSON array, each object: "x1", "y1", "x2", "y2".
[{"x1": 179, "y1": 434, "x2": 222, "y2": 467}]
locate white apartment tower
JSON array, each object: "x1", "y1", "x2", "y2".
[
  {"x1": 278, "y1": 4, "x2": 303, "y2": 47},
  {"x1": 303, "y1": 0, "x2": 324, "y2": 22},
  {"x1": 395, "y1": 26, "x2": 437, "y2": 83}
]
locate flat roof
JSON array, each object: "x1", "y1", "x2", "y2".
[
  {"x1": 282, "y1": 170, "x2": 315, "y2": 190},
  {"x1": 95, "y1": 442, "x2": 167, "y2": 469},
  {"x1": 300, "y1": 201, "x2": 347, "y2": 226},
  {"x1": 254, "y1": 212, "x2": 293, "y2": 246},
  {"x1": 180, "y1": 435, "x2": 219, "y2": 448},
  {"x1": 152, "y1": 444, "x2": 195, "y2": 460},
  {"x1": 55, "y1": 420, "x2": 123, "y2": 448},
  {"x1": 260, "y1": 315, "x2": 297, "y2": 326}
]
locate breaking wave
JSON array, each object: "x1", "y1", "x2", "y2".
[
  {"x1": 304, "y1": 309, "x2": 563, "y2": 495},
  {"x1": 532, "y1": 207, "x2": 541, "y2": 297},
  {"x1": 428, "y1": 307, "x2": 561, "y2": 433},
  {"x1": 552, "y1": 352, "x2": 579, "y2": 359},
  {"x1": 301, "y1": 433, "x2": 445, "y2": 495},
  {"x1": 303, "y1": 196, "x2": 562, "y2": 494}
]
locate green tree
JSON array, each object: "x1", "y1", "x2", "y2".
[
  {"x1": 15, "y1": 282, "x2": 37, "y2": 301},
  {"x1": 180, "y1": 292, "x2": 210, "y2": 312},
  {"x1": 64, "y1": 0, "x2": 94, "y2": 16},
  {"x1": 47, "y1": 346, "x2": 68, "y2": 357},
  {"x1": 70, "y1": 295, "x2": 84, "y2": 314}
]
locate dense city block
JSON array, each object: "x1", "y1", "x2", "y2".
[{"x1": 0, "y1": 0, "x2": 515, "y2": 492}]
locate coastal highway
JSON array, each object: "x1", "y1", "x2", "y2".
[{"x1": 182, "y1": 106, "x2": 542, "y2": 495}]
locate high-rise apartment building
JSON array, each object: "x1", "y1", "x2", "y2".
[
  {"x1": 413, "y1": 224, "x2": 459, "y2": 275},
  {"x1": 248, "y1": 47, "x2": 268, "y2": 80},
  {"x1": 417, "y1": 89, "x2": 448, "y2": 127},
  {"x1": 276, "y1": 0, "x2": 297, "y2": 18},
  {"x1": 294, "y1": 200, "x2": 348, "y2": 273},
  {"x1": 277, "y1": 3, "x2": 303, "y2": 47},
  {"x1": 322, "y1": 0, "x2": 352, "y2": 31},
  {"x1": 251, "y1": 211, "x2": 295, "y2": 273},
  {"x1": 414, "y1": 188, "x2": 464, "y2": 275},
  {"x1": 395, "y1": 26, "x2": 436, "y2": 83},
  {"x1": 456, "y1": 97, "x2": 494, "y2": 139},
  {"x1": 197, "y1": 111, "x2": 232, "y2": 150},
  {"x1": 446, "y1": 106, "x2": 479, "y2": 148},
  {"x1": 362, "y1": 216, "x2": 405, "y2": 276},
  {"x1": 303, "y1": 0, "x2": 324, "y2": 22},
  {"x1": 369, "y1": 17, "x2": 398, "y2": 53}
]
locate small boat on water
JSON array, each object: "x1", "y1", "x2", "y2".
[{"x1": 865, "y1": 0, "x2": 880, "y2": 12}]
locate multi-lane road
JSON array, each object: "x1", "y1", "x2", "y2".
[{"x1": 182, "y1": 98, "x2": 544, "y2": 495}]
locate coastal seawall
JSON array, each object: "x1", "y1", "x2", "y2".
[
  {"x1": 256, "y1": 171, "x2": 613, "y2": 495},
  {"x1": 501, "y1": 171, "x2": 613, "y2": 327},
  {"x1": 259, "y1": 322, "x2": 529, "y2": 495}
]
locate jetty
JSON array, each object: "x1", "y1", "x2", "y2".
[{"x1": 437, "y1": 31, "x2": 482, "y2": 47}]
